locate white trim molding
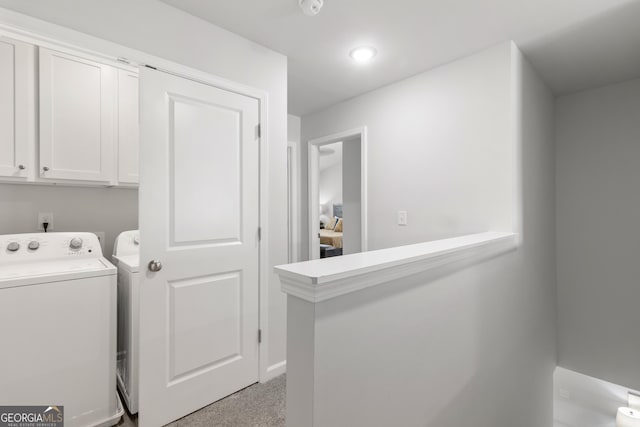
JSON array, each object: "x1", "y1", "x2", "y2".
[{"x1": 276, "y1": 231, "x2": 517, "y2": 303}]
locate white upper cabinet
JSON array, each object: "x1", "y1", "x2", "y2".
[
  {"x1": 0, "y1": 37, "x2": 35, "y2": 180},
  {"x1": 39, "y1": 47, "x2": 116, "y2": 183},
  {"x1": 117, "y1": 69, "x2": 139, "y2": 185}
]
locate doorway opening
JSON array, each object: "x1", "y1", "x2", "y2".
[{"x1": 308, "y1": 127, "x2": 367, "y2": 260}]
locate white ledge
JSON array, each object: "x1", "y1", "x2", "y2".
[{"x1": 275, "y1": 231, "x2": 518, "y2": 303}]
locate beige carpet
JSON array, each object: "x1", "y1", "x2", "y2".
[{"x1": 118, "y1": 375, "x2": 285, "y2": 427}]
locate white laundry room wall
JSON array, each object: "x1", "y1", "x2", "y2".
[{"x1": 0, "y1": 185, "x2": 137, "y2": 259}]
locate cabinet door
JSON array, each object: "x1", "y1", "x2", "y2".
[
  {"x1": 39, "y1": 47, "x2": 115, "y2": 182},
  {"x1": 0, "y1": 37, "x2": 35, "y2": 180},
  {"x1": 117, "y1": 69, "x2": 139, "y2": 184}
]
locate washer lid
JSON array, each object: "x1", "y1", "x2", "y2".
[{"x1": 0, "y1": 258, "x2": 116, "y2": 289}]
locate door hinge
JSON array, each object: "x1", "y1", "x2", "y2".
[
  {"x1": 258, "y1": 227, "x2": 262, "y2": 241},
  {"x1": 257, "y1": 124, "x2": 261, "y2": 139},
  {"x1": 258, "y1": 329, "x2": 262, "y2": 344}
]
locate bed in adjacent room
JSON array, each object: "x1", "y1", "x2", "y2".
[
  {"x1": 320, "y1": 204, "x2": 343, "y2": 250},
  {"x1": 320, "y1": 228, "x2": 343, "y2": 249}
]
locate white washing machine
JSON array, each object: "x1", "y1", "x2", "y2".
[
  {"x1": 112, "y1": 230, "x2": 140, "y2": 414},
  {"x1": 0, "y1": 232, "x2": 123, "y2": 427}
]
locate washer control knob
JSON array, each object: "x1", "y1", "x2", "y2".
[
  {"x1": 28, "y1": 241, "x2": 40, "y2": 251},
  {"x1": 7, "y1": 242, "x2": 20, "y2": 252},
  {"x1": 69, "y1": 237, "x2": 83, "y2": 250}
]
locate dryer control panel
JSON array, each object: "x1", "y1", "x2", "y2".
[
  {"x1": 0, "y1": 232, "x2": 104, "y2": 261},
  {"x1": 112, "y1": 230, "x2": 139, "y2": 258}
]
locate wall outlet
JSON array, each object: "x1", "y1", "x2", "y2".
[
  {"x1": 37, "y1": 212, "x2": 54, "y2": 231},
  {"x1": 397, "y1": 210, "x2": 408, "y2": 226}
]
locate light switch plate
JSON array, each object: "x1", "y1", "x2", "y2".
[{"x1": 397, "y1": 210, "x2": 408, "y2": 226}]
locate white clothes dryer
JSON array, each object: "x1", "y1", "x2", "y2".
[{"x1": 112, "y1": 230, "x2": 140, "y2": 414}]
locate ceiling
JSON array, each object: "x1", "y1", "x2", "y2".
[{"x1": 161, "y1": 0, "x2": 640, "y2": 116}]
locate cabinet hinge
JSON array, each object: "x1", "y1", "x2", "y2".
[
  {"x1": 258, "y1": 227, "x2": 262, "y2": 241},
  {"x1": 257, "y1": 124, "x2": 261, "y2": 139},
  {"x1": 258, "y1": 329, "x2": 262, "y2": 344}
]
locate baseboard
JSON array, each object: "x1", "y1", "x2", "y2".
[{"x1": 262, "y1": 360, "x2": 286, "y2": 382}]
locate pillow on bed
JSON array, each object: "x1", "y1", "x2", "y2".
[
  {"x1": 334, "y1": 218, "x2": 343, "y2": 232},
  {"x1": 326, "y1": 216, "x2": 338, "y2": 230}
]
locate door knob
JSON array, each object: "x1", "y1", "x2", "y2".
[
  {"x1": 148, "y1": 260, "x2": 163, "y2": 272},
  {"x1": 18, "y1": 164, "x2": 25, "y2": 170}
]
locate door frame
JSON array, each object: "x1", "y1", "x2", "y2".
[{"x1": 308, "y1": 126, "x2": 368, "y2": 260}]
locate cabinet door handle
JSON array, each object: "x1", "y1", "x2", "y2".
[
  {"x1": 18, "y1": 164, "x2": 25, "y2": 170},
  {"x1": 42, "y1": 166, "x2": 50, "y2": 172}
]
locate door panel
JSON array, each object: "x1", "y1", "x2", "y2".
[
  {"x1": 170, "y1": 95, "x2": 241, "y2": 244},
  {"x1": 139, "y1": 67, "x2": 260, "y2": 427},
  {"x1": 169, "y1": 272, "x2": 241, "y2": 382},
  {"x1": 39, "y1": 48, "x2": 115, "y2": 182},
  {"x1": 0, "y1": 37, "x2": 34, "y2": 179}
]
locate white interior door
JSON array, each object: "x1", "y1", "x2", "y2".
[{"x1": 138, "y1": 67, "x2": 261, "y2": 427}]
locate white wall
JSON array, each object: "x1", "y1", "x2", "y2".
[
  {"x1": 0, "y1": 185, "x2": 137, "y2": 258},
  {"x1": 319, "y1": 163, "x2": 342, "y2": 218},
  {"x1": 288, "y1": 114, "x2": 302, "y2": 264},
  {"x1": 288, "y1": 114, "x2": 301, "y2": 144},
  {"x1": 300, "y1": 43, "x2": 518, "y2": 260},
  {"x1": 556, "y1": 77, "x2": 640, "y2": 391},
  {"x1": 292, "y1": 43, "x2": 557, "y2": 427},
  {"x1": 0, "y1": 2, "x2": 288, "y2": 377}
]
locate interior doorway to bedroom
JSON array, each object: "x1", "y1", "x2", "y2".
[
  {"x1": 319, "y1": 141, "x2": 343, "y2": 258},
  {"x1": 308, "y1": 127, "x2": 367, "y2": 260}
]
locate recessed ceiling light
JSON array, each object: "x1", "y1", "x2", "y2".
[
  {"x1": 319, "y1": 147, "x2": 336, "y2": 156},
  {"x1": 349, "y1": 46, "x2": 377, "y2": 62}
]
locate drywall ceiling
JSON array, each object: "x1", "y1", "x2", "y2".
[{"x1": 160, "y1": 0, "x2": 640, "y2": 116}]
